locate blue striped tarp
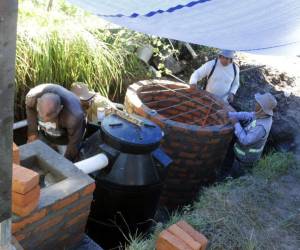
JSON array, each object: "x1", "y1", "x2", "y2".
[{"x1": 68, "y1": 0, "x2": 300, "y2": 55}]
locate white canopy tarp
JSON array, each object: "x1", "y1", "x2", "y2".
[{"x1": 68, "y1": 0, "x2": 300, "y2": 55}]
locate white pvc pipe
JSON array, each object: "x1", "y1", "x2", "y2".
[
  {"x1": 74, "y1": 153, "x2": 109, "y2": 174},
  {"x1": 13, "y1": 119, "x2": 28, "y2": 130}
]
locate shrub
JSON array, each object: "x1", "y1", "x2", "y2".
[
  {"x1": 15, "y1": 0, "x2": 149, "y2": 120},
  {"x1": 253, "y1": 151, "x2": 296, "y2": 180}
]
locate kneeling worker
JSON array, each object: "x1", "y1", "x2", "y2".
[
  {"x1": 70, "y1": 82, "x2": 116, "y2": 123},
  {"x1": 26, "y1": 83, "x2": 85, "y2": 162},
  {"x1": 228, "y1": 92, "x2": 277, "y2": 177}
]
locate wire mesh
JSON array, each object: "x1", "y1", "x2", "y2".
[{"x1": 139, "y1": 83, "x2": 227, "y2": 126}]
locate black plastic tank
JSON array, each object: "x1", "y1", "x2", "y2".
[{"x1": 86, "y1": 114, "x2": 172, "y2": 249}]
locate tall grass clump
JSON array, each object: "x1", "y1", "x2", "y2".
[
  {"x1": 252, "y1": 151, "x2": 296, "y2": 180},
  {"x1": 15, "y1": 0, "x2": 149, "y2": 120}
]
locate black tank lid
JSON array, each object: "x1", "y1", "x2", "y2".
[{"x1": 101, "y1": 114, "x2": 163, "y2": 154}]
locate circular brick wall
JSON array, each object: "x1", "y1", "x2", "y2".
[{"x1": 125, "y1": 79, "x2": 235, "y2": 208}]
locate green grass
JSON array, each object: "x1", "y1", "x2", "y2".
[
  {"x1": 127, "y1": 151, "x2": 299, "y2": 250},
  {"x1": 252, "y1": 151, "x2": 295, "y2": 180},
  {"x1": 15, "y1": 0, "x2": 150, "y2": 120}
]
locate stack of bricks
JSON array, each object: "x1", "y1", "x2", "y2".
[
  {"x1": 157, "y1": 220, "x2": 208, "y2": 250},
  {"x1": 12, "y1": 143, "x2": 40, "y2": 217},
  {"x1": 125, "y1": 80, "x2": 235, "y2": 208},
  {"x1": 12, "y1": 164, "x2": 40, "y2": 217}
]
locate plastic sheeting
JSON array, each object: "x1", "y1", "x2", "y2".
[{"x1": 68, "y1": 0, "x2": 300, "y2": 55}]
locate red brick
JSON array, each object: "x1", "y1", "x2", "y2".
[
  {"x1": 13, "y1": 143, "x2": 20, "y2": 164},
  {"x1": 65, "y1": 211, "x2": 89, "y2": 228},
  {"x1": 59, "y1": 233, "x2": 84, "y2": 249},
  {"x1": 69, "y1": 198, "x2": 93, "y2": 214},
  {"x1": 12, "y1": 198, "x2": 39, "y2": 217},
  {"x1": 12, "y1": 185, "x2": 40, "y2": 207},
  {"x1": 156, "y1": 230, "x2": 192, "y2": 250},
  {"x1": 209, "y1": 138, "x2": 221, "y2": 144},
  {"x1": 12, "y1": 164, "x2": 39, "y2": 194},
  {"x1": 168, "y1": 224, "x2": 201, "y2": 250},
  {"x1": 14, "y1": 233, "x2": 26, "y2": 242},
  {"x1": 176, "y1": 221, "x2": 208, "y2": 250},
  {"x1": 38, "y1": 227, "x2": 57, "y2": 242},
  {"x1": 38, "y1": 214, "x2": 64, "y2": 231},
  {"x1": 12, "y1": 208, "x2": 47, "y2": 233},
  {"x1": 178, "y1": 152, "x2": 197, "y2": 159},
  {"x1": 81, "y1": 183, "x2": 95, "y2": 196},
  {"x1": 51, "y1": 193, "x2": 79, "y2": 211}
]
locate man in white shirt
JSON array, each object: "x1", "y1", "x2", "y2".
[{"x1": 189, "y1": 50, "x2": 240, "y2": 104}]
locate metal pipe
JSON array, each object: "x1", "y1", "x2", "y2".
[
  {"x1": 156, "y1": 99, "x2": 194, "y2": 112},
  {"x1": 144, "y1": 92, "x2": 200, "y2": 105},
  {"x1": 156, "y1": 94, "x2": 217, "y2": 114},
  {"x1": 162, "y1": 106, "x2": 205, "y2": 121},
  {"x1": 160, "y1": 76, "x2": 227, "y2": 107},
  {"x1": 201, "y1": 103, "x2": 213, "y2": 126},
  {"x1": 156, "y1": 83, "x2": 218, "y2": 112},
  {"x1": 74, "y1": 153, "x2": 109, "y2": 174},
  {"x1": 167, "y1": 72, "x2": 187, "y2": 84},
  {"x1": 13, "y1": 120, "x2": 28, "y2": 130},
  {"x1": 191, "y1": 110, "x2": 224, "y2": 125},
  {"x1": 140, "y1": 87, "x2": 189, "y2": 94}
]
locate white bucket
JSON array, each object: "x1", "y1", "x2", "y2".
[{"x1": 137, "y1": 45, "x2": 153, "y2": 64}]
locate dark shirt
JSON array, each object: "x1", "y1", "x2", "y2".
[{"x1": 26, "y1": 84, "x2": 85, "y2": 161}]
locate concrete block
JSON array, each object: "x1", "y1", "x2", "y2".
[
  {"x1": 12, "y1": 185, "x2": 40, "y2": 207},
  {"x1": 12, "y1": 164, "x2": 39, "y2": 194}
]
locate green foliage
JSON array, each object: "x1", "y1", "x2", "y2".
[
  {"x1": 152, "y1": 38, "x2": 179, "y2": 75},
  {"x1": 15, "y1": 0, "x2": 153, "y2": 119},
  {"x1": 253, "y1": 151, "x2": 296, "y2": 180},
  {"x1": 15, "y1": 0, "x2": 176, "y2": 120}
]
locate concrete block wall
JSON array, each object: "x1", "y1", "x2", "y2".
[
  {"x1": 125, "y1": 80, "x2": 234, "y2": 208},
  {"x1": 12, "y1": 141, "x2": 95, "y2": 250}
]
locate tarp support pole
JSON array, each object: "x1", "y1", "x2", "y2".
[{"x1": 0, "y1": 0, "x2": 18, "y2": 249}]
